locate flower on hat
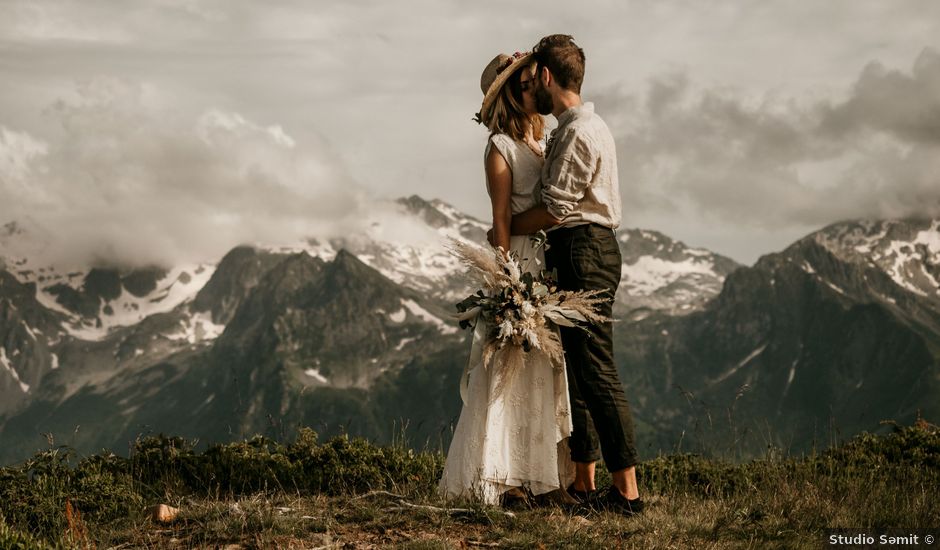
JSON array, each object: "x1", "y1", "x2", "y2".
[{"x1": 496, "y1": 51, "x2": 528, "y2": 75}]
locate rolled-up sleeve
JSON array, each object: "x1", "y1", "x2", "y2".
[{"x1": 541, "y1": 131, "x2": 598, "y2": 220}]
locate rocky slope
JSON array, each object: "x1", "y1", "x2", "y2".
[{"x1": 620, "y1": 219, "x2": 940, "y2": 455}]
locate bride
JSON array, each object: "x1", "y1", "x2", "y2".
[{"x1": 438, "y1": 51, "x2": 575, "y2": 505}]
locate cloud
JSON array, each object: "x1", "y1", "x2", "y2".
[
  {"x1": 0, "y1": 77, "x2": 366, "y2": 268},
  {"x1": 0, "y1": 125, "x2": 48, "y2": 198},
  {"x1": 597, "y1": 47, "x2": 940, "y2": 238},
  {"x1": 3, "y1": 1, "x2": 940, "y2": 266},
  {"x1": 820, "y1": 48, "x2": 940, "y2": 144}
]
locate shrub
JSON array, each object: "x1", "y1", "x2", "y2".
[{"x1": 0, "y1": 516, "x2": 60, "y2": 550}]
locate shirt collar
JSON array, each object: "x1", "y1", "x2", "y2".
[{"x1": 556, "y1": 102, "x2": 594, "y2": 128}]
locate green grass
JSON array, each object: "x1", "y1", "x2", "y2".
[{"x1": 0, "y1": 422, "x2": 937, "y2": 548}]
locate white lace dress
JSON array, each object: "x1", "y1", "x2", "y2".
[{"x1": 438, "y1": 133, "x2": 575, "y2": 504}]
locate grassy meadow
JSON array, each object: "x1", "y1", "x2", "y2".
[{"x1": 0, "y1": 420, "x2": 937, "y2": 549}]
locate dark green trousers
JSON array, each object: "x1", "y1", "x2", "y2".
[{"x1": 545, "y1": 223, "x2": 638, "y2": 472}]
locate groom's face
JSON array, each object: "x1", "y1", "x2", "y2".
[{"x1": 534, "y1": 66, "x2": 554, "y2": 115}]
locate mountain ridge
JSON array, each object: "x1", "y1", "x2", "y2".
[{"x1": 1, "y1": 200, "x2": 937, "y2": 464}]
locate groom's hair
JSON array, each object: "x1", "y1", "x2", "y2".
[{"x1": 532, "y1": 34, "x2": 585, "y2": 93}]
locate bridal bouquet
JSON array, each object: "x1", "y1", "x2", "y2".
[{"x1": 450, "y1": 234, "x2": 611, "y2": 385}]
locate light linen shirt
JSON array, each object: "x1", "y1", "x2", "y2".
[{"x1": 539, "y1": 102, "x2": 621, "y2": 230}]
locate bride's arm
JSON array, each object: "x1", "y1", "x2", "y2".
[
  {"x1": 509, "y1": 205, "x2": 561, "y2": 235},
  {"x1": 485, "y1": 146, "x2": 512, "y2": 255}
]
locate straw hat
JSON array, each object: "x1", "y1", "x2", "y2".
[{"x1": 476, "y1": 51, "x2": 534, "y2": 124}]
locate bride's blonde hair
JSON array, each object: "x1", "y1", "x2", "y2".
[{"x1": 480, "y1": 63, "x2": 544, "y2": 142}]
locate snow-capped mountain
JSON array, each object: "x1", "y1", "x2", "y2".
[
  {"x1": 264, "y1": 196, "x2": 488, "y2": 302},
  {"x1": 617, "y1": 217, "x2": 940, "y2": 455},
  {"x1": 617, "y1": 229, "x2": 741, "y2": 316},
  {"x1": 1, "y1": 221, "x2": 217, "y2": 342},
  {"x1": 811, "y1": 219, "x2": 940, "y2": 306}
]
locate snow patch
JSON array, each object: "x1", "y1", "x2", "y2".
[
  {"x1": 266, "y1": 238, "x2": 338, "y2": 261},
  {"x1": 401, "y1": 299, "x2": 457, "y2": 334},
  {"x1": 622, "y1": 256, "x2": 718, "y2": 296},
  {"x1": 883, "y1": 240, "x2": 929, "y2": 297},
  {"x1": 823, "y1": 221, "x2": 889, "y2": 257},
  {"x1": 783, "y1": 358, "x2": 799, "y2": 398},
  {"x1": 388, "y1": 308, "x2": 406, "y2": 323},
  {"x1": 396, "y1": 337, "x2": 417, "y2": 351},
  {"x1": 166, "y1": 309, "x2": 227, "y2": 344},
  {"x1": 21, "y1": 321, "x2": 37, "y2": 341},
  {"x1": 912, "y1": 220, "x2": 940, "y2": 256},
  {"x1": 62, "y1": 320, "x2": 110, "y2": 342},
  {"x1": 304, "y1": 368, "x2": 329, "y2": 384},
  {"x1": 824, "y1": 280, "x2": 847, "y2": 296},
  {"x1": 712, "y1": 344, "x2": 767, "y2": 384},
  {"x1": 35, "y1": 287, "x2": 76, "y2": 318},
  {"x1": 47, "y1": 263, "x2": 218, "y2": 341},
  {"x1": 878, "y1": 294, "x2": 897, "y2": 305},
  {"x1": 0, "y1": 348, "x2": 30, "y2": 393}
]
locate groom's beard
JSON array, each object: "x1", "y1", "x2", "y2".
[{"x1": 535, "y1": 86, "x2": 553, "y2": 115}]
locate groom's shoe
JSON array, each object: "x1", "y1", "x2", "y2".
[
  {"x1": 587, "y1": 486, "x2": 645, "y2": 517},
  {"x1": 566, "y1": 484, "x2": 595, "y2": 504},
  {"x1": 534, "y1": 487, "x2": 579, "y2": 507}
]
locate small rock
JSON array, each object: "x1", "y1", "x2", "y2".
[{"x1": 149, "y1": 504, "x2": 180, "y2": 523}]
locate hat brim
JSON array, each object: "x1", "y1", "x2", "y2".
[{"x1": 479, "y1": 52, "x2": 534, "y2": 123}]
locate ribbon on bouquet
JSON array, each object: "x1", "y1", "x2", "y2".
[{"x1": 458, "y1": 311, "x2": 486, "y2": 405}]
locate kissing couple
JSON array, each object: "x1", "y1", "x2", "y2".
[{"x1": 439, "y1": 34, "x2": 643, "y2": 516}]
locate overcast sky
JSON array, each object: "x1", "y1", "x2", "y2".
[{"x1": 2, "y1": 0, "x2": 939, "y2": 267}]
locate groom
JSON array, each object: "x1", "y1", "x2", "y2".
[{"x1": 492, "y1": 34, "x2": 642, "y2": 515}]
